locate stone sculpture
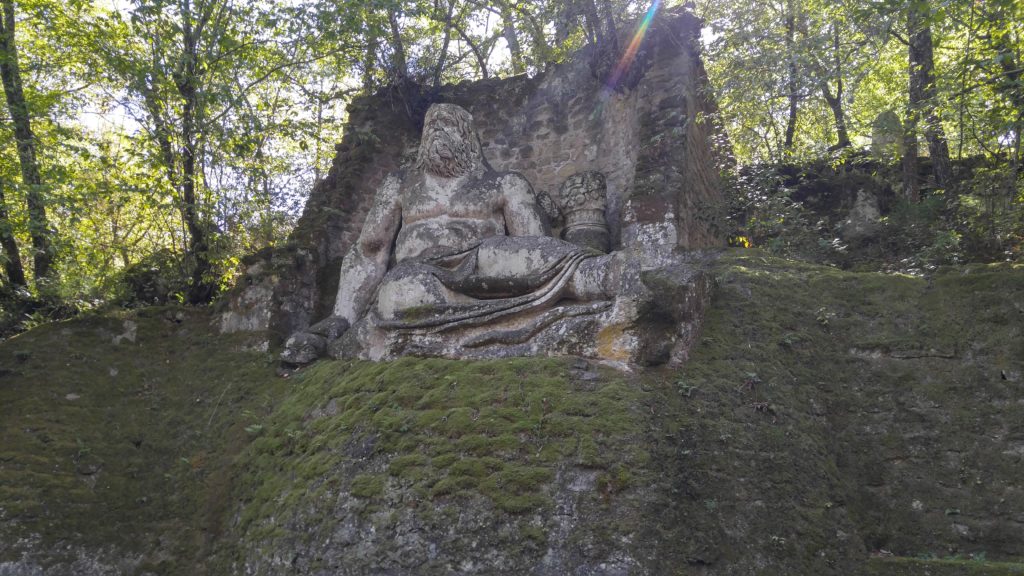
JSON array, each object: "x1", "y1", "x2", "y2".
[{"x1": 281, "y1": 102, "x2": 709, "y2": 365}]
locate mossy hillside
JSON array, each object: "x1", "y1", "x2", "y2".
[
  {"x1": 668, "y1": 249, "x2": 1024, "y2": 571},
  {"x1": 0, "y1": 307, "x2": 285, "y2": 572},
  {"x1": 220, "y1": 356, "x2": 657, "y2": 570},
  {"x1": 867, "y1": 556, "x2": 1024, "y2": 575},
  {"x1": 1, "y1": 250, "x2": 1022, "y2": 575},
  {"x1": 221, "y1": 249, "x2": 1024, "y2": 575}
]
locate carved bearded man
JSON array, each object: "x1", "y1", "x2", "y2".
[{"x1": 328, "y1": 103, "x2": 619, "y2": 350}]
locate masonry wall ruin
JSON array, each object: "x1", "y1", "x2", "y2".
[{"x1": 219, "y1": 8, "x2": 728, "y2": 343}]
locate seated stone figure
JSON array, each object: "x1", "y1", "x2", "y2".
[
  {"x1": 282, "y1": 103, "x2": 621, "y2": 364},
  {"x1": 280, "y1": 102, "x2": 714, "y2": 365}
]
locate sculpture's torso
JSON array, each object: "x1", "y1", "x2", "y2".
[{"x1": 394, "y1": 170, "x2": 508, "y2": 262}]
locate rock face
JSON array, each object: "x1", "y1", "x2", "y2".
[
  {"x1": 840, "y1": 189, "x2": 883, "y2": 242},
  {"x1": 221, "y1": 8, "x2": 728, "y2": 363}
]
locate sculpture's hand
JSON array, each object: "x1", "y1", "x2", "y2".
[
  {"x1": 279, "y1": 316, "x2": 350, "y2": 366},
  {"x1": 308, "y1": 316, "x2": 350, "y2": 340},
  {"x1": 501, "y1": 173, "x2": 551, "y2": 237}
]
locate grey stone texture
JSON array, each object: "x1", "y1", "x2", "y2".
[
  {"x1": 221, "y1": 8, "x2": 727, "y2": 364},
  {"x1": 279, "y1": 331, "x2": 326, "y2": 366},
  {"x1": 871, "y1": 109, "x2": 904, "y2": 159},
  {"x1": 840, "y1": 190, "x2": 883, "y2": 241}
]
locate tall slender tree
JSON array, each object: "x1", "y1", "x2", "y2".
[
  {"x1": 905, "y1": 0, "x2": 952, "y2": 194},
  {"x1": 0, "y1": 178, "x2": 25, "y2": 288},
  {"x1": 783, "y1": 0, "x2": 800, "y2": 152},
  {"x1": 819, "y1": 20, "x2": 852, "y2": 149},
  {"x1": 0, "y1": 0, "x2": 53, "y2": 283}
]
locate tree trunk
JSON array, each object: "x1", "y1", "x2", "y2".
[
  {"x1": 597, "y1": 0, "x2": 617, "y2": 41},
  {"x1": 387, "y1": 9, "x2": 408, "y2": 82},
  {"x1": 0, "y1": 0, "x2": 52, "y2": 282},
  {"x1": 432, "y1": 0, "x2": 456, "y2": 87},
  {"x1": 554, "y1": 1, "x2": 574, "y2": 45},
  {"x1": 581, "y1": 0, "x2": 619, "y2": 84},
  {"x1": 908, "y1": 0, "x2": 952, "y2": 190},
  {"x1": 821, "y1": 85, "x2": 851, "y2": 149},
  {"x1": 362, "y1": 31, "x2": 378, "y2": 94},
  {"x1": 989, "y1": 9, "x2": 1023, "y2": 197},
  {"x1": 902, "y1": 117, "x2": 920, "y2": 201},
  {"x1": 822, "y1": 22, "x2": 851, "y2": 150},
  {"x1": 177, "y1": 0, "x2": 213, "y2": 304},
  {"x1": 500, "y1": 3, "x2": 525, "y2": 74},
  {"x1": 0, "y1": 178, "x2": 26, "y2": 288},
  {"x1": 453, "y1": 23, "x2": 488, "y2": 79},
  {"x1": 783, "y1": 3, "x2": 798, "y2": 152},
  {"x1": 580, "y1": 0, "x2": 606, "y2": 46}
]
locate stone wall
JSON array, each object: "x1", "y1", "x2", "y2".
[{"x1": 219, "y1": 8, "x2": 727, "y2": 342}]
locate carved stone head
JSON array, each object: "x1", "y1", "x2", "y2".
[{"x1": 416, "y1": 103, "x2": 483, "y2": 177}]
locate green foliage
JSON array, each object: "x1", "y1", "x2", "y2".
[
  {"x1": 0, "y1": 0, "x2": 667, "y2": 317},
  {"x1": 696, "y1": 0, "x2": 1023, "y2": 166},
  {"x1": 724, "y1": 163, "x2": 838, "y2": 262},
  {"x1": 725, "y1": 156, "x2": 1024, "y2": 272},
  {"x1": 0, "y1": 0, "x2": 1018, "y2": 319}
]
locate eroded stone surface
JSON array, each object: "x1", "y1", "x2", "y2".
[
  {"x1": 280, "y1": 332, "x2": 326, "y2": 365},
  {"x1": 841, "y1": 190, "x2": 882, "y2": 241}
]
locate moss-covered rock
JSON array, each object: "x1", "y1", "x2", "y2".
[
  {"x1": 0, "y1": 306, "x2": 285, "y2": 574},
  {"x1": 2, "y1": 251, "x2": 1023, "y2": 575}
]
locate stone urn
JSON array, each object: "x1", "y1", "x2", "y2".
[{"x1": 557, "y1": 171, "x2": 610, "y2": 253}]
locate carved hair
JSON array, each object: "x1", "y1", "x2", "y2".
[{"x1": 416, "y1": 103, "x2": 483, "y2": 177}]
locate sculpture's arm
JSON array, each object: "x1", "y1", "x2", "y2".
[
  {"x1": 332, "y1": 174, "x2": 402, "y2": 322},
  {"x1": 501, "y1": 173, "x2": 550, "y2": 236}
]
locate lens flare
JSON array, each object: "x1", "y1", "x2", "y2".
[{"x1": 605, "y1": 0, "x2": 662, "y2": 92}]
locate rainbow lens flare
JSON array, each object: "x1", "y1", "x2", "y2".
[{"x1": 604, "y1": 0, "x2": 663, "y2": 92}]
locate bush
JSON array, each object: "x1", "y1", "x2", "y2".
[
  {"x1": 724, "y1": 154, "x2": 1024, "y2": 271},
  {"x1": 112, "y1": 249, "x2": 189, "y2": 306}
]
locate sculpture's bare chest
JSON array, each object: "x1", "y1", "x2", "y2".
[
  {"x1": 401, "y1": 173, "x2": 503, "y2": 223},
  {"x1": 394, "y1": 173, "x2": 507, "y2": 261}
]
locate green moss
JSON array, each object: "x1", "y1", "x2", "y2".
[
  {"x1": 661, "y1": 249, "x2": 1024, "y2": 571},
  {"x1": 0, "y1": 307, "x2": 284, "y2": 570},
  {"x1": 4, "y1": 249, "x2": 1022, "y2": 574},
  {"x1": 350, "y1": 474, "x2": 385, "y2": 499},
  {"x1": 387, "y1": 453, "x2": 428, "y2": 476},
  {"x1": 230, "y1": 354, "x2": 652, "y2": 533},
  {"x1": 866, "y1": 557, "x2": 1024, "y2": 575},
  {"x1": 521, "y1": 525, "x2": 548, "y2": 546},
  {"x1": 596, "y1": 464, "x2": 632, "y2": 496}
]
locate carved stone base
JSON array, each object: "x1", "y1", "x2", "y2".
[{"x1": 328, "y1": 257, "x2": 713, "y2": 366}]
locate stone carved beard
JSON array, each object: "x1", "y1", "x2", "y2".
[{"x1": 416, "y1": 104, "x2": 482, "y2": 178}]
